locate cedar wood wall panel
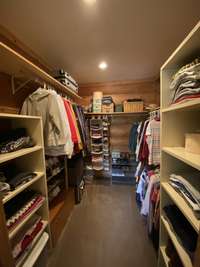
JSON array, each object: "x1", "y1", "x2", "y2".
[{"x1": 79, "y1": 79, "x2": 160, "y2": 152}]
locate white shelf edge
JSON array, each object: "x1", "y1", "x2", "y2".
[
  {"x1": 8, "y1": 197, "x2": 45, "y2": 240},
  {"x1": 85, "y1": 111, "x2": 148, "y2": 116},
  {"x1": 161, "y1": 216, "x2": 193, "y2": 267},
  {"x1": 160, "y1": 246, "x2": 170, "y2": 267},
  {"x1": 3, "y1": 172, "x2": 45, "y2": 204},
  {"x1": 162, "y1": 98, "x2": 200, "y2": 113},
  {"x1": 16, "y1": 222, "x2": 48, "y2": 267},
  {"x1": 162, "y1": 147, "x2": 200, "y2": 171},
  {"x1": 162, "y1": 182, "x2": 200, "y2": 233},
  {"x1": 0, "y1": 146, "x2": 42, "y2": 164},
  {"x1": 0, "y1": 113, "x2": 42, "y2": 120}
]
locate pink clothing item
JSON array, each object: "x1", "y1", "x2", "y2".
[{"x1": 173, "y1": 93, "x2": 200, "y2": 104}]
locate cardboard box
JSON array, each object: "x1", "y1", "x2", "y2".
[{"x1": 185, "y1": 133, "x2": 200, "y2": 154}]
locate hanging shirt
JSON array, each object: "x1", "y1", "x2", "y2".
[
  {"x1": 63, "y1": 99, "x2": 79, "y2": 144},
  {"x1": 68, "y1": 102, "x2": 83, "y2": 150},
  {"x1": 146, "y1": 119, "x2": 160, "y2": 165},
  {"x1": 54, "y1": 92, "x2": 74, "y2": 158},
  {"x1": 141, "y1": 172, "x2": 160, "y2": 216}
]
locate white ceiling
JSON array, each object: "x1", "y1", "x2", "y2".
[{"x1": 0, "y1": 0, "x2": 199, "y2": 84}]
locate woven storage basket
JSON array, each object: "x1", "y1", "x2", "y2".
[
  {"x1": 102, "y1": 103, "x2": 114, "y2": 113},
  {"x1": 123, "y1": 101, "x2": 144, "y2": 112}
]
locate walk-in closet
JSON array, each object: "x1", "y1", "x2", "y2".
[{"x1": 0, "y1": 2, "x2": 199, "y2": 267}]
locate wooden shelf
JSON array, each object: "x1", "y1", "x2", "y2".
[
  {"x1": 162, "y1": 182, "x2": 200, "y2": 232},
  {"x1": 161, "y1": 216, "x2": 193, "y2": 267},
  {"x1": 16, "y1": 221, "x2": 48, "y2": 267},
  {"x1": 162, "y1": 147, "x2": 200, "y2": 171},
  {"x1": 3, "y1": 172, "x2": 44, "y2": 204},
  {"x1": 162, "y1": 99, "x2": 200, "y2": 113},
  {"x1": 49, "y1": 189, "x2": 66, "y2": 223},
  {"x1": 0, "y1": 146, "x2": 42, "y2": 164},
  {"x1": 47, "y1": 167, "x2": 64, "y2": 182},
  {"x1": 8, "y1": 197, "x2": 45, "y2": 240},
  {"x1": 85, "y1": 111, "x2": 148, "y2": 116},
  {"x1": 21, "y1": 232, "x2": 49, "y2": 267},
  {"x1": 160, "y1": 246, "x2": 170, "y2": 267},
  {"x1": 0, "y1": 42, "x2": 81, "y2": 99}
]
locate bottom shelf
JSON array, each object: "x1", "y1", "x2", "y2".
[
  {"x1": 16, "y1": 220, "x2": 48, "y2": 267},
  {"x1": 160, "y1": 246, "x2": 170, "y2": 267},
  {"x1": 49, "y1": 189, "x2": 67, "y2": 223},
  {"x1": 161, "y1": 216, "x2": 193, "y2": 267},
  {"x1": 21, "y1": 232, "x2": 49, "y2": 267}
]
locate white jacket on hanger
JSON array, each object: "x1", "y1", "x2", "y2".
[
  {"x1": 50, "y1": 90, "x2": 73, "y2": 158},
  {"x1": 21, "y1": 88, "x2": 73, "y2": 157}
]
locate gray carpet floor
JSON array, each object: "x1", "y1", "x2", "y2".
[{"x1": 48, "y1": 184, "x2": 157, "y2": 267}]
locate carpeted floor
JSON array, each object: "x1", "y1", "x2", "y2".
[{"x1": 48, "y1": 184, "x2": 157, "y2": 267}]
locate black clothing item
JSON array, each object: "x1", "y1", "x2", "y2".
[
  {"x1": 163, "y1": 205, "x2": 197, "y2": 258},
  {"x1": 0, "y1": 128, "x2": 27, "y2": 144},
  {"x1": 166, "y1": 239, "x2": 184, "y2": 267},
  {"x1": 8, "y1": 172, "x2": 36, "y2": 190},
  {"x1": 4, "y1": 190, "x2": 37, "y2": 220},
  {"x1": 0, "y1": 164, "x2": 36, "y2": 190},
  {"x1": 0, "y1": 128, "x2": 34, "y2": 154},
  {"x1": 0, "y1": 136, "x2": 34, "y2": 154}
]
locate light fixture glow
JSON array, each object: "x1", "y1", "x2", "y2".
[
  {"x1": 99, "y1": 61, "x2": 108, "y2": 70},
  {"x1": 83, "y1": 0, "x2": 96, "y2": 5}
]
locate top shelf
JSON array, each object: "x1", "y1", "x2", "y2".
[
  {"x1": 85, "y1": 111, "x2": 149, "y2": 116},
  {"x1": 0, "y1": 42, "x2": 81, "y2": 100}
]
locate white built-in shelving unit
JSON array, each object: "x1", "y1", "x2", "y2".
[
  {"x1": 0, "y1": 114, "x2": 50, "y2": 267},
  {"x1": 158, "y1": 21, "x2": 200, "y2": 267}
]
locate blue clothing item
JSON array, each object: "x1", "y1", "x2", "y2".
[{"x1": 129, "y1": 122, "x2": 139, "y2": 153}]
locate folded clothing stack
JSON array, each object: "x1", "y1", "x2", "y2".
[
  {"x1": 163, "y1": 204, "x2": 197, "y2": 261},
  {"x1": 45, "y1": 156, "x2": 63, "y2": 179},
  {"x1": 170, "y1": 58, "x2": 200, "y2": 104},
  {"x1": 0, "y1": 128, "x2": 34, "y2": 154},
  {"x1": 54, "y1": 69, "x2": 78, "y2": 93},
  {"x1": 0, "y1": 164, "x2": 36, "y2": 197},
  {"x1": 169, "y1": 173, "x2": 200, "y2": 218},
  {"x1": 12, "y1": 214, "x2": 43, "y2": 261},
  {"x1": 4, "y1": 190, "x2": 44, "y2": 232}
]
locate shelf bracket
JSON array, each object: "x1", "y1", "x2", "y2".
[{"x1": 11, "y1": 75, "x2": 32, "y2": 95}]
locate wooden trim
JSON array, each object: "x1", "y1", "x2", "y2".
[
  {"x1": 79, "y1": 76, "x2": 159, "y2": 88},
  {"x1": 0, "y1": 106, "x2": 19, "y2": 114}
]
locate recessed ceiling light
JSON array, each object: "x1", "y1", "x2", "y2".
[
  {"x1": 83, "y1": 0, "x2": 96, "y2": 5},
  {"x1": 99, "y1": 61, "x2": 108, "y2": 70}
]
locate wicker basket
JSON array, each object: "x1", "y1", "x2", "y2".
[
  {"x1": 102, "y1": 103, "x2": 114, "y2": 113},
  {"x1": 123, "y1": 101, "x2": 144, "y2": 112}
]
